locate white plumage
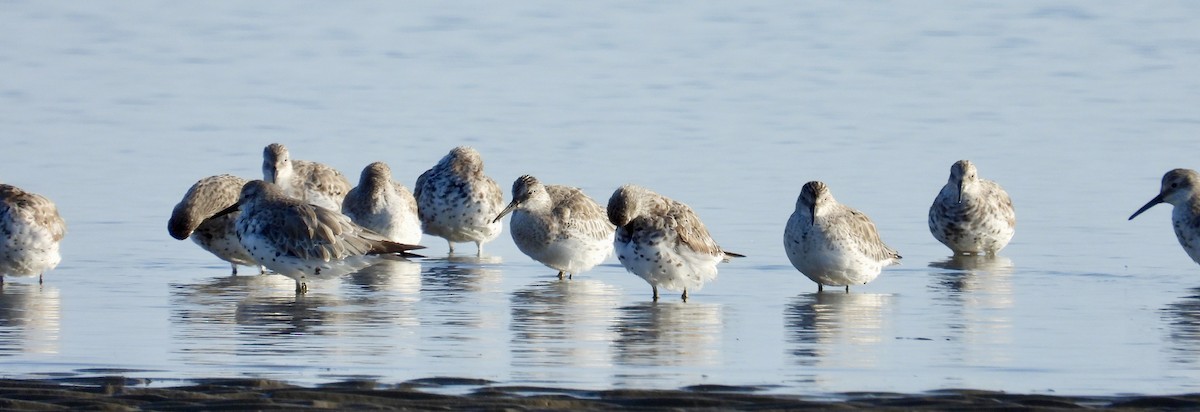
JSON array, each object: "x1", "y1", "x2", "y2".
[
  {"x1": 262, "y1": 143, "x2": 352, "y2": 211},
  {"x1": 168, "y1": 174, "x2": 261, "y2": 274},
  {"x1": 494, "y1": 175, "x2": 614, "y2": 279},
  {"x1": 607, "y1": 184, "x2": 741, "y2": 301},
  {"x1": 785, "y1": 181, "x2": 900, "y2": 292},
  {"x1": 414, "y1": 146, "x2": 504, "y2": 255},
  {"x1": 343, "y1": 162, "x2": 422, "y2": 245},
  {"x1": 929, "y1": 160, "x2": 1016, "y2": 255},
  {"x1": 0, "y1": 183, "x2": 66, "y2": 284},
  {"x1": 218, "y1": 180, "x2": 422, "y2": 293}
]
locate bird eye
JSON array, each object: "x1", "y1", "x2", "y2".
[{"x1": 1172, "y1": 182, "x2": 1179, "y2": 188}]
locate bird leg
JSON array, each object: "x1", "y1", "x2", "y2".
[
  {"x1": 681, "y1": 288, "x2": 688, "y2": 302},
  {"x1": 652, "y1": 286, "x2": 659, "y2": 301},
  {"x1": 844, "y1": 285, "x2": 850, "y2": 293},
  {"x1": 557, "y1": 271, "x2": 565, "y2": 280},
  {"x1": 818, "y1": 284, "x2": 824, "y2": 293}
]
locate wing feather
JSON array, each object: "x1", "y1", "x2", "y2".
[
  {"x1": 548, "y1": 185, "x2": 614, "y2": 242},
  {"x1": 666, "y1": 199, "x2": 724, "y2": 257},
  {"x1": 835, "y1": 205, "x2": 900, "y2": 262}
]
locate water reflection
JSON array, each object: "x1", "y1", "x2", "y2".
[
  {"x1": 929, "y1": 255, "x2": 1016, "y2": 295},
  {"x1": 611, "y1": 301, "x2": 723, "y2": 367},
  {"x1": 509, "y1": 279, "x2": 620, "y2": 377},
  {"x1": 0, "y1": 283, "x2": 60, "y2": 356},
  {"x1": 169, "y1": 267, "x2": 423, "y2": 365},
  {"x1": 928, "y1": 255, "x2": 1014, "y2": 364},
  {"x1": 417, "y1": 256, "x2": 506, "y2": 361},
  {"x1": 347, "y1": 259, "x2": 422, "y2": 295},
  {"x1": 422, "y1": 256, "x2": 503, "y2": 302},
  {"x1": 785, "y1": 293, "x2": 890, "y2": 367},
  {"x1": 1163, "y1": 287, "x2": 1200, "y2": 366},
  {"x1": 232, "y1": 283, "x2": 344, "y2": 338}
]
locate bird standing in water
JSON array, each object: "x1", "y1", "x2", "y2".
[
  {"x1": 1129, "y1": 168, "x2": 1200, "y2": 266},
  {"x1": 607, "y1": 184, "x2": 742, "y2": 301},
  {"x1": 929, "y1": 160, "x2": 1016, "y2": 255},
  {"x1": 213, "y1": 180, "x2": 423, "y2": 293},
  {"x1": 414, "y1": 146, "x2": 504, "y2": 255},
  {"x1": 343, "y1": 162, "x2": 422, "y2": 245},
  {"x1": 493, "y1": 175, "x2": 614, "y2": 279},
  {"x1": 785, "y1": 181, "x2": 900, "y2": 293},
  {"x1": 168, "y1": 174, "x2": 262, "y2": 275},
  {"x1": 0, "y1": 183, "x2": 66, "y2": 285},
  {"x1": 262, "y1": 143, "x2": 351, "y2": 211}
]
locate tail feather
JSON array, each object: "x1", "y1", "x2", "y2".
[
  {"x1": 722, "y1": 250, "x2": 746, "y2": 261},
  {"x1": 371, "y1": 241, "x2": 426, "y2": 258}
]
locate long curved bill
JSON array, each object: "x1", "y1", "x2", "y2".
[
  {"x1": 492, "y1": 201, "x2": 519, "y2": 224},
  {"x1": 1129, "y1": 194, "x2": 1164, "y2": 220}
]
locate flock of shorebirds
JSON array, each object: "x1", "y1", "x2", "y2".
[{"x1": 2, "y1": 144, "x2": 1199, "y2": 300}]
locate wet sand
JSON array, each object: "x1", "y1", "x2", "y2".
[{"x1": 1, "y1": 377, "x2": 1198, "y2": 411}]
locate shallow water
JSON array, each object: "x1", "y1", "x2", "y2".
[{"x1": 2, "y1": 0, "x2": 1200, "y2": 396}]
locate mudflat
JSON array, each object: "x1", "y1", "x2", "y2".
[{"x1": 1, "y1": 377, "x2": 1198, "y2": 411}]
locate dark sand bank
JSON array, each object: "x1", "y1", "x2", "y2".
[{"x1": 1, "y1": 377, "x2": 1199, "y2": 411}]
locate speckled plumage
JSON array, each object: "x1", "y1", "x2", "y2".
[
  {"x1": 414, "y1": 146, "x2": 504, "y2": 255},
  {"x1": 607, "y1": 184, "x2": 741, "y2": 301},
  {"x1": 262, "y1": 143, "x2": 352, "y2": 211},
  {"x1": 219, "y1": 180, "x2": 423, "y2": 293},
  {"x1": 494, "y1": 175, "x2": 614, "y2": 279},
  {"x1": 1130, "y1": 168, "x2": 1200, "y2": 265},
  {"x1": 168, "y1": 174, "x2": 261, "y2": 275},
  {"x1": 0, "y1": 184, "x2": 66, "y2": 284},
  {"x1": 929, "y1": 160, "x2": 1016, "y2": 255},
  {"x1": 342, "y1": 162, "x2": 422, "y2": 244},
  {"x1": 784, "y1": 181, "x2": 900, "y2": 292}
]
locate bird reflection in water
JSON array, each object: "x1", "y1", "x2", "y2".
[
  {"x1": 340, "y1": 259, "x2": 422, "y2": 333},
  {"x1": 346, "y1": 259, "x2": 421, "y2": 295},
  {"x1": 417, "y1": 255, "x2": 506, "y2": 361},
  {"x1": 0, "y1": 283, "x2": 60, "y2": 356},
  {"x1": 611, "y1": 301, "x2": 722, "y2": 368},
  {"x1": 927, "y1": 254, "x2": 1014, "y2": 364},
  {"x1": 509, "y1": 279, "x2": 621, "y2": 376},
  {"x1": 232, "y1": 280, "x2": 343, "y2": 338},
  {"x1": 169, "y1": 269, "x2": 411, "y2": 363},
  {"x1": 929, "y1": 254, "x2": 1015, "y2": 296},
  {"x1": 1162, "y1": 287, "x2": 1200, "y2": 367},
  {"x1": 171, "y1": 275, "x2": 343, "y2": 341},
  {"x1": 422, "y1": 255, "x2": 502, "y2": 302},
  {"x1": 785, "y1": 292, "x2": 890, "y2": 368}
]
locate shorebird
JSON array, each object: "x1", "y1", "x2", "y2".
[
  {"x1": 493, "y1": 175, "x2": 614, "y2": 279},
  {"x1": 262, "y1": 143, "x2": 352, "y2": 210},
  {"x1": 0, "y1": 183, "x2": 66, "y2": 285},
  {"x1": 342, "y1": 162, "x2": 422, "y2": 245},
  {"x1": 607, "y1": 184, "x2": 742, "y2": 301},
  {"x1": 414, "y1": 146, "x2": 504, "y2": 255},
  {"x1": 168, "y1": 174, "x2": 262, "y2": 275},
  {"x1": 784, "y1": 181, "x2": 900, "y2": 293},
  {"x1": 1129, "y1": 168, "x2": 1200, "y2": 265},
  {"x1": 212, "y1": 180, "x2": 424, "y2": 293},
  {"x1": 929, "y1": 160, "x2": 1016, "y2": 255}
]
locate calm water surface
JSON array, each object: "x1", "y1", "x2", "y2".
[{"x1": 2, "y1": 1, "x2": 1200, "y2": 396}]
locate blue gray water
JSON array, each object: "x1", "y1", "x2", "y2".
[{"x1": 2, "y1": 1, "x2": 1200, "y2": 396}]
